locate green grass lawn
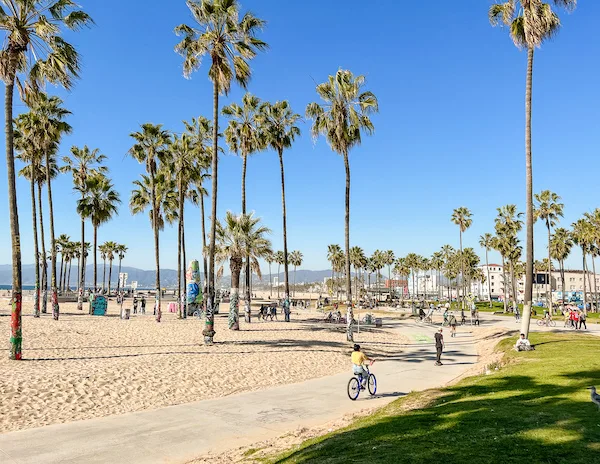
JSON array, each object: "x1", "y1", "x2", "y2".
[{"x1": 265, "y1": 333, "x2": 600, "y2": 464}]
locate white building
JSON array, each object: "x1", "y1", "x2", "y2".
[{"x1": 472, "y1": 264, "x2": 505, "y2": 299}]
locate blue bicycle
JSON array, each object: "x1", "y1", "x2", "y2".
[{"x1": 347, "y1": 365, "x2": 377, "y2": 400}]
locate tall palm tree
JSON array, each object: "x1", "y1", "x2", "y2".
[
  {"x1": 495, "y1": 205, "x2": 524, "y2": 313},
  {"x1": 98, "y1": 243, "x2": 108, "y2": 293},
  {"x1": 307, "y1": 70, "x2": 378, "y2": 342},
  {"x1": 185, "y1": 116, "x2": 213, "y2": 286},
  {"x1": 14, "y1": 117, "x2": 42, "y2": 317},
  {"x1": 584, "y1": 209, "x2": 600, "y2": 311},
  {"x1": 104, "y1": 241, "x2": 118, "y2": 295},
  {"x1": 350, "y1": 246, "x2": 365, "y2": 302},
  {"x1": 215, "y1": 212, "x2": 272, "y2": 330},
  {"x1": 404, "y1": 253, "x2": 420, "y2": 300},
  {"x1": 572, "y1": 218, "x2": 593, "y2": 314},
  {"x1": 116, "y1": 244, "x2": 128, "y2": 294},
  {"x1": 55, "y1": 233, "x2": 70, "y2": 295},
  {"x1": 451, "y1": 207, "x2": 473, "y2": 308},
  {"x1": 394, "y1": 257, "x2": 410, "y2": 303},
  {"x1": 430, "y1": 251, "x2": 444, "y2": 300},
  {"x1": 440, "y1": 245, "x2": 455, "y2": 300},
  {"x1": 223, "y1": 92, "x2": 264, "y2": 304},
  {"x1": 289, "y1": 251, "x2": 303, "y2": 297},
  {"x1": 327, "y1": 244, "x2": 342, "y2": 299},
  {"x1": 77, "y1": 174, "x2": 121, "y2": 294},
  {"x1": 258, "y1": 100, "x2": 301, "y2": 298},
  {"x1": 534, "y1": 190, "x2": 563, "y2": 311},
  {"x1": 383, "y1": 250, "x2": 395, "y2": 301},
  {"x1": 371, "y1": 250, "x2": 385, "y2": 302},
  {"x1": 175, "y1": 0, "x2": 267, "y2": 344},
  {"x1": 128, "y1": 123, "x2": 172, "y2": 322},
  {"x1": 1, "y1": 0, "x2": 93, "y2": 357},
  {"x1": 62, "y1": 146, "x2": 107, "y2": 309},
  {"x1": 550, "y1": 227, "x2": 573, "y2": 312},
  {"x1": 490, "y1": 0, "x2": 577, "y2": 335},
  {"x1": 479, "y1": 233, "x2": 494, "y2": 307}
]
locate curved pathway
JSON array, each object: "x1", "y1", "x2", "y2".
[{"x1": 0, "y1": 319, "x2": 477, "y2": 464}]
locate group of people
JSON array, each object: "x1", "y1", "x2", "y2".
[{"x1": 564, "y1": 306, "x2": 587, "y2": 330}]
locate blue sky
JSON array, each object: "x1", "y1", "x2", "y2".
[{"x1": 1, "y1": 0, "x2": 599, "y2": 272}]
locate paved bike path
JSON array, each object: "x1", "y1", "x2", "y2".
[{"x1": 0, "y1": 322, "x2": 478, "y2": 464}]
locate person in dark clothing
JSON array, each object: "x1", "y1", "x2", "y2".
[
  {"x1": 579, "y1": 310, "x2": 587, "y2": 330},
  {"x1": 435, "y1": 328, "x2": 444, "y2": 366},
  {"x1": 140, "y1": 297, "x2": 146, "y2": 314}
]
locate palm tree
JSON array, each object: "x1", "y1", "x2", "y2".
[
  {"x1": 289, "y1": 251, "x2": 303, "y2": 297},
  {"x1": 274, "y1": 251, "x2": 285, "y2": 298},
  {"x1": 77, "y1": 174, "x2": 121, "y2": 295},
  {"x1": 382, "y1": 250, "x2": 395, "y2": 301},
  {"x1": 350, "y1": 246, "x2": 365, "y2": 302},
  {"x1": 307, "y1": 70, "x2": 378, "y2": 342},
  {"x1": 223, "y1": 92, "x2": 264, "y2": 304},
  {"x1": 404, "y1": 253, "x2": 420, "y2": 300},
  {"x1": 14, "y1": 118, "x2": 42, "y2": 317},
  {"x1": 451, "y1": 207, "x2": 473, "y2": 308},
  {"x1": 584, "y1": 209, "x2": 600, "y2": 311},
  {"x1": 116, "y1": 244, "x2": 128, "y2": 294},
  {"x1": 55, "y1": 234, "x2": 70, "y2": 295},
  {"x1": 479, "y1": 233, "x2": 494, "y2": 307},
  {"x1": 2, "y1": 0, "x2": 93, "y2": 357},
  {"x1": 62, "y1": 146, "x2": 107, "y2": 310},
  {"x1": 185, "y1": 116, "x2": 213, "y2": 287},
  {"x1": 98, "y1": 243, "x2": 108, "y2": 293},
  {"x1": 430, "y1": 252, "x2": 444, "y2": 300},
  {"x1": 394, "y1": 257, "x2": 410, "y2": 303},
  {"x1": 215, "y1": 212, "x2": 272, "y2": 330},
  {"x1": 128, "y1": 123, "x2": 172, "y2": 323},
  {"x1": 534, "y1": 190, "x2": 563, "y2": 311},
  {"x1": 258, "y1": 100, "x2": 301, "y2": 298},
  {"x1": 572, "y1": 218, "x2": 593, "y2": 314},
  {"x1": 550, "y1": 228, "x2": 573, "y2": 312},
  {"x1": 495, "y1": 205, "x2": 524, "y2": 313},
  {"x1": 440, "y1": 245, "x2": 455, "y2": 300},
  {"x1": 103, "y1": 241, "x2": 117, "y2": 295},
  {"x1": 490, "y1": 0, "x2": 577, "y2": 335},
  {"x1": 371, "y1": 250, "x2": 385, "y2": 302},
  {"x1": 175, "y1": 0, "x2": 267, "y2": 344}
]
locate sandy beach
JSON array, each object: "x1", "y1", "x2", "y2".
[{"x1": 0, "y1": 298, "x2": 407, "y2": 433}]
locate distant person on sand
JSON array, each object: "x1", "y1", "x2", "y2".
[
  {"x1": 133, "y1": 297, "x2": 138, "y2": 314},
  {"x1": 435, "y1": 328, "x2": 444, "y2": 366},
  {"x1": 141, "y1": 296, "x2": 146, "y2": 314}
]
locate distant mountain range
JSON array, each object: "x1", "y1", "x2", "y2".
[{"x1": 0, "y1": 264, "x2": 338, "y2": 288}]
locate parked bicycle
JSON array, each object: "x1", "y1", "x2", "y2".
[
  {"x1": 537, "y1": 318, "x2": 556, "y2": 327},
  {"x1": 347, "y1": 365, "x2": 377, "y2": 400}
]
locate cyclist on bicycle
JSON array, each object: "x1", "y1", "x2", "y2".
[{"x1": 351, "y1": 344, "x2": 372, "y2": 388}]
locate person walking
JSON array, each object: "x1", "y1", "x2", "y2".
[
  {"x1": 449, "y1": 313, "x2": 457, "y2": 338},
  {"x1": 141, "y1": 296, "x2": 146, "y2": 315},
  {"x1": 579, "y1": 310, "x2": 587, "y2": 330},
  {"x1": 133, "y1": 297, "x2": 138, "y2": 314},
  {"x1": 435, "y1": 328, "x2": 444, "y2": 366}
]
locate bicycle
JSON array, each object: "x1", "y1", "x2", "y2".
[
  {"x1": 347, "y1": 364, "x2": 377, "y2": 401},
  {"x1": 537, "y1": 318, "x2": 556, "y2": 327}
]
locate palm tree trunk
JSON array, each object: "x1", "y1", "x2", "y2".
[
  {"x1": 200, "y1": 193, "x2": 208, "y2": 290},
  {"x1": 78, "y1": 214, "x2": 85, "y2": 311},
  {"x1": 204, "y1": 81, "x2": 219, "y2": 344},
  {"x1": 177, "y1": 177, "x2": 184, "y2": 319},
  {"x1": 486, "y1": 250, "x2": 492, "y2": 308},
  {"x1": 274, "y1": 150, "x2": 291, "y2": 301},
  {"x1": 293, "y1": 265, "x2": 297, "y2": 297},
  {"x1": 546, "y1": 223, "x2": 552, "y2": 313},
  {"x1": 229, "y1": 259, "x2": 241, "y2": 330},
  {"x1": 501, "y1": 255, "x2": 508, "y2": 313},
  {"x1": 59, "y1": 254, "x2": 64, "y2": 294},
  {"x1": 30, "y1": 177, "x2": 40, "y2": 318},
  {"x1": 93, "y1": 226, "x2": 98, "y2": 293},
  {"x1": 592, "y1": 257, "x2": 598, "y2": 313},
  {"x1": 582, "y1": 251, "x2": 587, "y2": 314},
  {"x1": 6, "y1": 74, "x2": 23, "y2": 358},
  {"x1": 45, "y1": 149, "x2": 59, "y2": 320},
  {"x1": 117, "y1": 257, "x2": 123, "y2": 294},
  {"x1": 342, "y1": 152, "x2": 353, "y2": 341},
  {"x1": 67, "y1": 261, "x2": 72, "y2": 293},
  {"x1": 108, "y1": 259, "x2": 113, "y2": 295},
  {"x1": 459, "y1": 230, "x2": 464, "y2": 310},
  {"x1": 521, "y1": 46, "x2": 535, "y2": 338},
  {"x1": 150, "y1": 170, "x2": 161, "y2": 323},
  {"x1": 37, "y1": 182, "x2": 48, "y2": 314},
  {"x1": 182, "y1": 215, "x2": 187, "y2": 319},
  {"x1": 102, "y1": 257, "x2": 106, "y2": 292},
  {"x1": 560, "y1": 260, "x2": 566, "y2": 313},
  {"x1": 241, "y1": 151, "x2": 251, "y2": 308},
  {"x1": 585, "y1": 256, "x2": 592, "y2": 309}
]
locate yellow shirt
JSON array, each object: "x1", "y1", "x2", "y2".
[{"x1": 351, "y1": 351, "x2": 368, "y2": 366}]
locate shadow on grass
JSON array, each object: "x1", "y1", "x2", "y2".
[{"x1": 270, "y1": 334, "x2": 600, "y2": 464}]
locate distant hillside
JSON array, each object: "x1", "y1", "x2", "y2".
[{"x1": 0, "y1": 265, "x2": 339, "y2": 288}]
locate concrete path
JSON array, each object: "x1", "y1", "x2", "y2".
[{"x1": 0, "y1": 320, "x2": 477, "y2": 464}]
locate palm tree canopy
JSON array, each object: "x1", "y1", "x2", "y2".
[
  {"x1": 0, "y1": 0, "x2": 93, "y2": 97},
  {"x1": 258, "y1": 100, "x2": 301, "y2": 153},
  {"x1": 451, "y1": 207, "x2": 473, "y2": 233},
  {"x1": 479, "y1": 233, "x2": 494, "y2": 250},
  {"x1": 534, "y1": 189, "x2": 564, "y2": 228},
  {"x1": 61, "y1": 145, "x2": 108, "y2": 193},
  {"x1": 306, "y1": 69, "x2": 378, "y2": 157},
  {"x1": 78, "y1": 174, "x2": 121, "y2": 228},
  {"x1": 130, "y1": 171, "x2": 178, "y2": 230},
  {"x1": 174, "y1": 0, "x2": 267, "y2": 94},
  {"x1": 215, "y1": 211, "x2": 272, "y2": 279},
  {"x1": 550, "y1": 227, "x2": 573, "y2": 262},
  {"x1": 289, "y1": 250, "x2": 303, "y2": 268},
  {"x1": 223, "y1": 92, "x2": 264, "y2": 157},
  {"x1": 128, "y1": 123, "x2": 172, "y2": 176},
  {"x1": 489, "y1": 0, "x2": 575, "y2": 50}
]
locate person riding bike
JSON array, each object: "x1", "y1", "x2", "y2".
[{"x1": 351, "y1": 344, "x2": 373, "y2": 388}]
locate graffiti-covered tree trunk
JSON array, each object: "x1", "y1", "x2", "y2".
[
  {"x1": 229, "y1": 257, "x2": 242, "y2": 330},
  {"x1": 38, "y1": 182, "x2": 48, "y2": 314},
  {"x1": 45, "y1": 149, "x2": 59, "y2": 320},
  {"x1": 78, "y1": 213, "x2": 85, "y2": 311},
  {"x1": 30, "y1": 176, "x2": 40, "y2": 317},
  {"x1": 343, "y1": 151, "x2": 354, "y2": 342}
]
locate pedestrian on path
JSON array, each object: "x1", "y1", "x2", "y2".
[
  {"x1": 435, "y1": 328, "x2": 444, "y2": 366},
  {"x1": 449, "y1": 313, "x2": 457, "y2": 337},
  {"x1": 578, "y1": 310, "x2": 587, "y2": 330}
]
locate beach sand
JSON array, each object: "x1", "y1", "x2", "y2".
[{"x1": 0, "y1": 298, "x2": 406, "y2": 433}]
